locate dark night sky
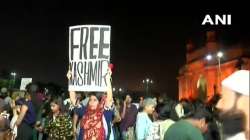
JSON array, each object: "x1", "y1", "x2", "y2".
[{"x1": 0, "y1": 4, "x2": 249, "y2": 99}]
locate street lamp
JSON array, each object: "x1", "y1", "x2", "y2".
[
  {"x1": 142, "y1": 78, "x2": 153, "y2": 96},
  {"x1": 216, "y1": 51, "x2": 223, "y2": 74},
  {"x1": 10, "y1": 72, "x2": 17, "y2": 88},
  {"x1": 216, "y1": 51, "x2": 223, "y2": 90},
  {"x1": 217, "y1": 51, "x2": 223, "y2": 58},
  {"x1": 143, "y1": 78, "x2": 153, "y2": 84},
  {"x1": 206, "y1": 54, "x2": 212, "y2": 61},
  {"x1": 11, "y1": 72, "x2": 16, "y2": 77},
  {"x1": 112, "y1": 87, "x2": 116, "y2": 92},
  {"x1": 205, "y1": 51, "x2": 224, "y2": 93},
  {"x1": 119, "y1": 88, "x2": 122, "y2": 92},
  {"x1": 205, "y1": 51, "x2": 223, "y2": 71}
]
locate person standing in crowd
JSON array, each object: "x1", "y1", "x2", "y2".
[
  {"x1": 203, "y1": 94, "x2": 221, "y2": 140},
  {"x1": 68, "y1": 67, "x2": 113, "y2": 140},
  {"x1": 15, "y1": 83, "x2": 38, "y2": 140},
  {"x1": 36, "y1": 97, "x2": 73, "y2": 140},
  {"x1": 103, "y1": 107, "x2": 116, "y2": 140},
  {"x1": 179, "y1": 99, "x2": 195, "y2": 118},
  {"x1": 216, "y1": 70, "x2": 249, "y2": 140},
  {"x1": 72, "y1": 92, "x2": 115, "y2": 140},
  {"x1": 72, "y1": 94, "x2": 115, "y2": 140},
  {"x1": 80, "y1": 92, "x2": 89, "y2": 107},
  {"x1": 41, "y1": 94, "x2": 52, "y2": 119},
  {"x1": 10, "y1": 98, "x2": 25, "y2": 140},
  {"x1": 155, "y1": 96, "x2": 165, "y2": 118},
  {"x1": 38, "y1": 93, "x2": 53, "y2": 140},
  {"x1": 169, "y1": 101, "x2": 182, "y2": 121},
  {"x1": 3, "y1": 88, "x2": 12, "y2": 110},
  {"x1": 164, "y1": 106, "x2": 212, "y2": 140},
  {"x1": 136, "y1": 98, "x2": 157, "y2": 140},
  {"x1": 0, "y1": 97, "x2": 10, "y2": 140},
  {"x1": 174, "y1": 101, "x2": 185, "y2": 119},
  {"x1": 120, "y1": 94, "x2": 138, "y2": 140},
  {"x1": 147, "y1": 102, "x2": 175, "y2": 140},
  {"x1": 138, "y1": 97, "x2": 144, "y2": 112},
  {"x1": 113, "y1": 97, "x2": 121, "y2": 140}
]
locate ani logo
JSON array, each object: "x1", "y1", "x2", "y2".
[{"x1": 202, "y1": 14, "x2": 231, "y2": 25}]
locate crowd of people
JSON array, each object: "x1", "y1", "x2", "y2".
[{"x1": 0, "y1": 69, "x2": 249, "y2": 140}]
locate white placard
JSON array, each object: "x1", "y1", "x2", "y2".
[
  {"x1": 69, "y1": 25, "x2": 111, "y2": 92},
  {"x1": 20, "y1": 78, "x2": 32, "y2": 91}
]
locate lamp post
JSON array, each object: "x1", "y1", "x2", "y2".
[
  {"x1": 10, "y1": 72, "x2": 17, "y2": 88},
  {"x1": 217, "y1": 51, "x2": 223, "y2": 79},
  {"x1": 206, "y1": 52, "x2": 224, "y2": 140},
  {"x1": 206, "y1": 54, "x2": 212, "y2": 61},
  {"x1": 119, "y1": 88, "x2": 122, "y2": 92},
  {"x1": 142, "y1": 78, "x2": 153, "y2": 97},
  {"x1": 118, "y1": 88, "x2": 123, "y2": 96},
  {"x1": 206, "y1": 51, "x2": 223, "y2": 93},
  {"x1": 217, "y1": 51, "x2": 223, "y2": 92},
  {"x1": 112, "y1": 87, "x2": 116, "y2": 92}
]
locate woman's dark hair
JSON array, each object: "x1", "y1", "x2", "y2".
[
  {"x1": 50, "y1": 96, "x2": 66, "y2": 113},
  {"x1": 182, "y1": 101, "x2": 195, "y2": 118},
  {"x1": 15, "y1": 98, "x2": 25, "y2": 106},
  {"x1": 88, "y1": 92, "x2": 102, "y2": 102},
  {"x1": 169, "y1": 101, "x2": 180, "y2": 121},
  {"x1": 158, "y1": 103, "x2": 172, "y2": 120},
  {"x1": 180, "y1": 99, "x2": 189, "y2": 103},
  {"x1": 25, "y1": 83, "x2": 40, "y2": 113},
  {"x1": 191, "y1": 107, "x2": 212, "y2": 123},
  {"x1": 209, "y1": 94, "x2": 221, "y2": 106},
  {"x1": 25, "y1": 83, "x2": 39, "y2": 95},
  {"x1": 122, "y1": 93, "x2": 132, "y2": 101}
]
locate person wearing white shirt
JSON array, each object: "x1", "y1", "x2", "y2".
[{"x1": 216, "y1": 70, "x2": 249, "y2": 140}]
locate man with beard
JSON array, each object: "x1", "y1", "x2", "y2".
[{"x1": 216, "y1": 70, "x2": 249, "y2": 140}]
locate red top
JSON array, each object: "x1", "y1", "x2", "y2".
[{"x1": 81, "y1": 96, "x2": 106, "y2": 140}]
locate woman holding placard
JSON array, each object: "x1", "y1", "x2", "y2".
[{"x1": 67, "y1": 66, "x2": 114, "y2": 140}]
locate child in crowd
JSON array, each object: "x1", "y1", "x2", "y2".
[{"x1": 36, "y1": 97, "x2": 73, "y2": 140}]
